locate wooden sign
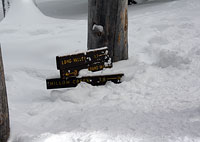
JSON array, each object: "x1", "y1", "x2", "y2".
[
  {"x1": 57, "y1": 47, "x2": 112, "y2": 78},
  {"x1": 60, "y1": 62, "x2": 112, "y2": 78},
  {"x1": 46, "y1": 47, "x2": 124, "y2": 90},
  {"x1": 56, "y1": 52, "x2": 86, "y2": 70},
  {"x1": 46, "y1": 74, "x2": 124, "y2": 89},
  {"x1": 56, "y1": 47, "x2": 111, "y2": 70}
]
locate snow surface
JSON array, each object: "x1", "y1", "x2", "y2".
[
  {"x1": 0, "y1": 1, "x2": 4, "y2": 20},
  {"x1": 0, "y1": 0, "x2": 200, "y2": 142}
]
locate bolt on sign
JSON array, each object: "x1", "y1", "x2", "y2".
[{"x1": 46, "y1": 47, "x2": 124, "y2": 89}]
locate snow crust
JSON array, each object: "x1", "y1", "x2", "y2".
[{"x1": 0, "y1": 0, "x2": 200, "y2": 142}]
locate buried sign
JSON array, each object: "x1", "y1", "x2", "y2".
[
  {"x1": 46, "y1": 74, "x2": 124, "y2": 89},
  {"x1": 56, "y1": 47, "x2": 112, "y2": 78},
  {"x1": 56, "y1": 47, "x2": 111, "y2": 70},
  {"x1": 46, "y1": 47, "x2": 124, "y2": 89}
]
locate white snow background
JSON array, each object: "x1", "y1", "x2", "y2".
[{"x1": 0, "y1": 0, "x2": 200, "y2": 141}]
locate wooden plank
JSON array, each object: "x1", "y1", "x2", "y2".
[
  {"x1": 86, "y1": 47, "x2": 109, "y2": 63},
  {"x1": 56, "y1": 47, "x2": 110, "y2": 70},
  {"x1": 60, "y1": 61, "x2": 112, "y2": 78},
  {"x1": 88, "y1": 61, "x2": 112, "y2": 72},
  {"x1": 0, "y1": 46, "x2": 10, "y2": 142},
  {"x1": 46, "y1": 74, "x2": 124, "y2": 89},
  {"x1": 60, "y1": 67, "x2": 82, "y2": 78},
  {"x1": 56, "y1": 53, "x2": 86, "y2": 70}
]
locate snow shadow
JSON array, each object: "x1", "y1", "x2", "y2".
[
  {"x1": 36, "y1": 0, "x2": 88, "y2": 20},
  {"x1": 11, "y1": 102, "x2": 200, "y2": 141},
  {"x1": 128, "y1": 0, "x2": 177, "y2": 14},
  {"x1": 135, "y1": 0, "x2": 177, "y2": 6},
  {"x1": 63, "y1": 105, "x2": 200, "y2": 138},
  {"x1": 35, "y1": 0, "x2": 176, "y2": 20}
]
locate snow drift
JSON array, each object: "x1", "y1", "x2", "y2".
[{"x1": 0, "y1": 0, "x2": 200, "y2": 142}]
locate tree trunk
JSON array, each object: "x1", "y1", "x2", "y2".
[
  {"x1": 0, "y1": 46, "x2": 10, "y2": 142},
  {"x1": 88, "y1": 0, "x2": 128, "y2": 62}
]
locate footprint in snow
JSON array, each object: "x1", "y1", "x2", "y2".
[
  {"x1": 0, "y1": 29, "x2": 18, "y2": 34},
  {"x1": 148, "y1": 36, "x2": 169, "y2": 45},
  {"x1": 178, "y1": 23, "x2": 195, "y2": 30},
  {"x1": 151, "y1": 24, "x2": 173, "y2": 32},
  {"x1": 154, "y1": 50, "x2": 191, "y2": 68},
  {"x1": 28, "y1": 29, "x2": 50, "y2": 36}
]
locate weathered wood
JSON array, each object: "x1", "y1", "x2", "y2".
[
  {"x1": 60, "y1": 62, "x2": 112, "y2": 79},
  {"x1": 88, "y1": 62, "x2": 112, "y2": 72},
  {"x1": 56, "y1": 53, "x2": 86, "y2": 70},
  {"x1": 56, "y1": 47, "x2": 110, "y2": 70},
  {"x1": 88, "y1": 0, "x2": 128, "y2": 62},
  {"x1": 56, "y1": 47, "x2": 112, "y2": 78},
  {"x1": 60, "y1": 68, "x2": 80, "y2": 78},
  {"x1": 46, "y1": 74, "x2": 124, "y2": 89},
  {"x1": 0, "y1": 46, "x2": 10, "y2": 142}
]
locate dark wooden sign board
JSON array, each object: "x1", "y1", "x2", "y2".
[
  {"x1": 56, "y1": 47, "x2": 110, "y2": 70},
  {"x1": 46, "y1": 74, "x2": 124, "y2": 89},
  {"x1": 57, "y1": 47, "x2": 112, "y2": 78},
  {"x1": 60, "y1": 61, "x2": 112, "y2": 78},
  {"x1": 46, "y1": 47, "x2": 124, "y2": 89}
]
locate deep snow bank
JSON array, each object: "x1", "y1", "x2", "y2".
[{"x1": 0, "y1": 0, "x2": 200, "y2": 142}]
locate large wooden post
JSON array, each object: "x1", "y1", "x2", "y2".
[
  {"x1": 0, "y1": 46, "x2": 10, "y2": 142},
  {"x1": 88, "y1": 0, "x2": 128, "y2": 62}
]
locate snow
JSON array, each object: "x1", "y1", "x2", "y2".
[
  {"x1": 0, "y1": 0, "x2": 200, "y2": 142},
  {"x1": 0, "y1": 1, "x2": 4, "y2": 20},
  {"x1": 92, "y1": 24, "x2": 104, "y2": 33}
]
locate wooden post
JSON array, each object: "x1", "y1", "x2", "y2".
[
  {"x1": 0, "y1": 46, "x2": 10, "y2": 142},
  {"x1": 88, "y1": 0, "x2": 128, "y2": 62}
]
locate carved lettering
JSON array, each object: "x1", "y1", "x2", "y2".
[
  {"x1": 62, "y1": 59, "x2": 72, "y2": 65},
  {"x1": 46, "y1": 74, "x2": 124, "y2": 89}
]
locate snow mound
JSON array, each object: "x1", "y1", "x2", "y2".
[
  {"x1": 154, "y1": 50, "x2": 190, "y2": 68},
  {"x1": 2, "y1": 0, "x2": 58, "y2": 25}
]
